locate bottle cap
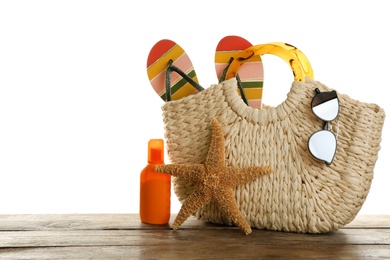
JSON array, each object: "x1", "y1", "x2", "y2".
[{"x1": 148, "y1": 139, "x2": 164, "y2": 164}]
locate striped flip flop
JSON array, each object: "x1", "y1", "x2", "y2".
[
  {"x1": 147, "y1": 39, "x2": 203, "y2": 102},
  {"x1": 215, "y1": 35, "x2": 264, "y2": 108}
]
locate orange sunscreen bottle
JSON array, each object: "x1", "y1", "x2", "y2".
[{"x1": 140, "y1": 139, "x2": 171, "y2": 224}]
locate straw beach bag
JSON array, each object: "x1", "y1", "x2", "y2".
[{"x1": 160, "y1": 43, "x2": 385, "y2": 233}]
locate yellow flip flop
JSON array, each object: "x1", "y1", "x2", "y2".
[
  {"x1": 147, "y1": 39, "x2": 203, "y2": 101},
  {"x1": 215, "y1": 35, "x2": 264, "y2": 108}
]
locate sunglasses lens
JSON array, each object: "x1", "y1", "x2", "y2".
[
  {"x1": 312, "y1": 91, "x2": 339, "y2": 121},
  {"x1": 308, "y1": 130, "x2": 337, "y2": 165}
]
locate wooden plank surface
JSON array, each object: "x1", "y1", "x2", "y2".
[
  {"x1": 0, "y1": 214, "x2": 389, "y2": 259},
  {"x1": 0, "y1": 214, "x2": 389, "y2": 231}
]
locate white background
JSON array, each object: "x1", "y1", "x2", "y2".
[{"x1": 0, "y1": 0, "x2": 388, "y2": 215}]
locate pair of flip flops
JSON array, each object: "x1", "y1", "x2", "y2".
[{"x1": 146, "y1": 36, "x2": 264, "y2": 108}]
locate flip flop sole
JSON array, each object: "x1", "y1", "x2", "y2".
[
  {"x1": 215, "y1": 36, "x2": 264, "y2": 108},
  {"x1": 147, "y1": 39, "x2": 200, "y2": 101}
]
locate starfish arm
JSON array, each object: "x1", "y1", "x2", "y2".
[
  {"x1": 214, "y1": 187, "x2": 252, "y2": 235},
  {"x1": 155, "y1": 164, "x2": 206, "y2": 182},
  {"x1": 172, "y1": 189, "x2": 212, "y2": 230},
  {"x1": 227, "y1": 166, "x2": 272, "y2": 186},
  {"x1": 205, "y1": 119, "x2": 226, "y2": 167}
]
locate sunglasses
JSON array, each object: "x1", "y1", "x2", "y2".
[{"x1": 308, "y1": 88, "x2": 339, "y2": 165}]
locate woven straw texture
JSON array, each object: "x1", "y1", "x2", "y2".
[{"x1": 161, "y1": 77, "x2": 385, "y2": 233}]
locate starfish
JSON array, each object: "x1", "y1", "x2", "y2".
[{"x1": 155, "y1": 119, "x2": 272, "y2": 235}]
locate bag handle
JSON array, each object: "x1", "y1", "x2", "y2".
[
  {"x1": 225, "y1": 43, "x2": 313, "y2": 82},
  {"x1": 268, "y1": 42, "x2": 314, "y2": 79}
]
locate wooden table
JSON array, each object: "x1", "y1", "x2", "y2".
[{"x1": 0, "y1": 214, "x2": 389, "y2": 259}]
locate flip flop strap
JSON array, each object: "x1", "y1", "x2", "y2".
[
  {"x1": 219, "y1": 57, "x2": 249, "y2": 106},
  {"x1": 165, "y1": 59, "x2": 204, "y2": 101},
  {"x1": 165, "y1": 58, "x2": 248, "y2": 106}
]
